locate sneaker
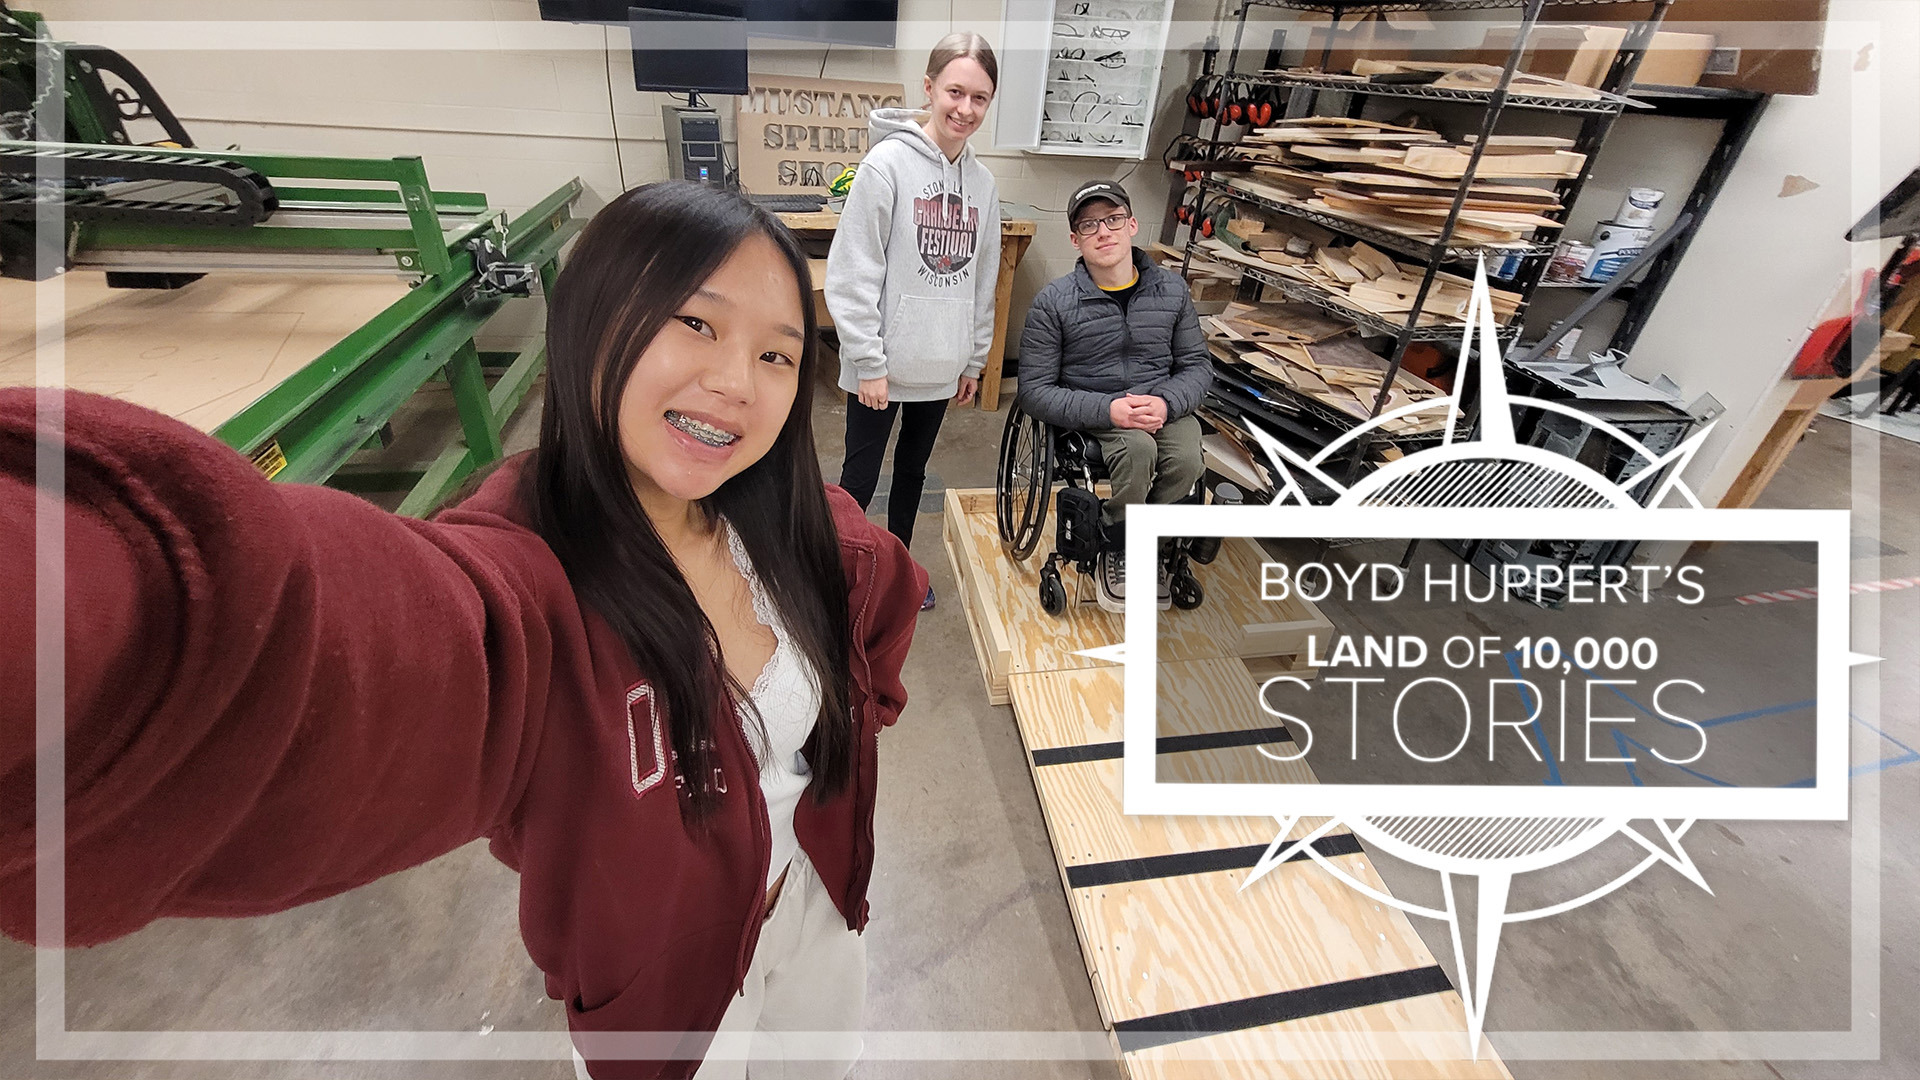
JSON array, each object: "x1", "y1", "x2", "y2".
[
  {"x1": 921, "y1": 585, "x2": 936, "y2": 612},
  {"x1": 1096, "y1": 550, "x2": 1126, "y2": 614},
  {"x1": 1156, "y1": 561, "x2": 1173, "y2": 611}
]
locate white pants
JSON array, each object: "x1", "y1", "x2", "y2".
[{"x1": 573, "y1": 850, "x2": 866, "y2": 1080}]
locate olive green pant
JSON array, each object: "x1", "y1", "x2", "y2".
[{"x1": 1090, "y1": 413, "x2": 1204, "y2": 527}]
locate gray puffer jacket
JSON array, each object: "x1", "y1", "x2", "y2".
[{"x1": 1016, "y1": 247, "x2": 1213, "y2": 431}]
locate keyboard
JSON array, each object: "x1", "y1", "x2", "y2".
[{"x1": 748, "y1": 193, "x2": 827, "y2": 214}]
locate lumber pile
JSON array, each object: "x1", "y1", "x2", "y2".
[
  {"x1": 1229, "y1": 116, "x2": 1574, "y2": 248},
  {"x1": 1197, "y1": 229, "x2": 1522, "y2": 330},
  {"x1": 1204, "y1": 300, "x2": 1448, "y2": 435}
]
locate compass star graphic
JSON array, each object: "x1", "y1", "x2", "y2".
[{"x1": 1216, "y1": 261, "x2": 1718, "y2": 1056}]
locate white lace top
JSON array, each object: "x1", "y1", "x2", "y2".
[{"x1": 722, "y1": 522, "x2": 821, "y2": 888}]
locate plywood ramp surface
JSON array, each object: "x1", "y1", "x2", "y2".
[
  {"x1": 1077, "y1": 858, "x2": 1433, "y2": 1021},
  {"x1": 942, "y1": 488, "x2": 1331, "y2": 704},
  {"x1": 958, "y1": 492, "x2": 1507, "y2": 1079},
  {"x1": 0, "y1": 273, "x2": 410, "y2": 431},
  {"x1": 1028, "y1": 755, "x2": 1334, "y2": 868}
]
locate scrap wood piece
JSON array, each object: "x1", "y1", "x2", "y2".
[
  {"x1": 1307, "y1": 336, "x2": 1393, "y2": 373},
  {"x1": 1462, "y1": 133, "x2": 1578, "y2": 151},
  {"x1": 1401, "y1": 144, "x2": 1589, "y2": 178},
  {"x1": 1365, "y1": 190, "x2": 1565, "y2": 213},
  {"x1": 1293, "y1": 145, "x2": 1413, "y2": 165},
  {"x1": 1312, "y1": 247, "x2": 1366, "y2": 284},
  {"x1": 1239, "y1": 303, "x2": 1351, "y2": 342},
  {"x1": 1344, "y1": 242, "x2": 1399, "y2": 280},
  {"x1": 1320, "y1": 171, "x2": 1563, "y2": 202}
]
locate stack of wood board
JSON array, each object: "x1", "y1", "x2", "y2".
[
  {"x1": 1204, "y1": 302, "x2": 1448, "y2": 434},
  {"x1": 1149, "y1": 242, "x2": 1238, "y2": 302},
  {"x1": 1199, "y1": 234, "x2": 1522, "y2": 331},
  {"x1": 1228, "y1": 117, "x2": 1573, "y2": 247},
  {"x1": 1201, "y1": 300, "x2": 1352, "y2": 346}
]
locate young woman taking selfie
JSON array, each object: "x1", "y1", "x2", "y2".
[
  {"x1": 828, "y1": 32, "x2": 1001, "y2": 611},
  {"x1": 0, "y1": 182, "x2": 927, "y2": 1080}
]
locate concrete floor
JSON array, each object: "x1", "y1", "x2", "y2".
[{"x1": 2, "y1": 383, "x2": 1913, "y2": 1079}]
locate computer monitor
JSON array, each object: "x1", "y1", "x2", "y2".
[
  {"x1": 542, "y1": 0, "x2": 897, "y2": 48},
  {"x1": 629, "y1": 6, "x2": 750, "y2": 96}
]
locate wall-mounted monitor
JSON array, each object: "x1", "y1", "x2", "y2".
[
  {"x1": 630, "y1": 5, "x2": 750, "y2": 96},
  {"x1": 540, "y1": 0, "x2": 897, "y2": 49}
]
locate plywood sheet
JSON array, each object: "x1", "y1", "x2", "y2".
[
  {"x1": 942, "y1": 490, "x2": 1329, "y2": 695},
  {"x1": 0, "y1": 272, "x2": 410, "y2": 432},
  {"x1": 1029, "y1": 756, "x2": 1333, "y2": 867},
  {"x1": 1008, "y1": 660, "x2": 1319, "y2": 753},
  {"x1": 1072, "y1": 858, "x2": 1436, "y2": 1022},
  {"x1": 1124, "y1": 993, "x2": 1510, "y2": 1080}
]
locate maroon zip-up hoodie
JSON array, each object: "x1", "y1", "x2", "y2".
[{"x1": 0, "y1": 390, "x2": 929, "y2": 1078}]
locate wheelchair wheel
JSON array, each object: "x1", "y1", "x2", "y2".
[
  {"x1": 1170, "y1": 568, "x2": 1204, "y2": 610},
  {"x1": 996, "y1": 404, "x2": 1053, "y2": 560},
  {"x1": 1038, "y1": 564, "x2": 1067, "y2": 617}
]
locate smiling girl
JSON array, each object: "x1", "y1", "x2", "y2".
[
  {"x1": 827, "y1": 33, "x2": 1000, "y2": 610},
  {"x1": 0, "y1": 182, "x2": 927, "y2": 1080}
]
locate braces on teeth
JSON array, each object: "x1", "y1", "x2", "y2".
[{"x1": 667, "y1": 411, "x2": 738, "y2": 446}]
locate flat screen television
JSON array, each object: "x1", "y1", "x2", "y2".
[
  {"x1": 630, "y1": 5, "x2": 750, "y2": 96},
  {"x1": 539, "y1": 0, "x2": 896, "y2": 48}
]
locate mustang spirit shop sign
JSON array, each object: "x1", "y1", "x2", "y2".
[{"x1": 737, "y1": 74, "x2": 906, "y2": 194}]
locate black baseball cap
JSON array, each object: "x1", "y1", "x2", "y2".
[{"x1": 1068, "y1": 180, "x2": 1132, "y2": 224}]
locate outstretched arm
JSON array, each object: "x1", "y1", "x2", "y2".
[{"x1": 0, "y1": 391, "x2": 567, "y2": 946}]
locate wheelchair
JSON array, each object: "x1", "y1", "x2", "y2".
[{"x1": 994, "y1": 400, "x2": 1219, "y2": 617}]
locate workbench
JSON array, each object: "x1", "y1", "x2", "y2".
[{"x1": 779, "y1": 211, "x2": 1037, "y2": 411}]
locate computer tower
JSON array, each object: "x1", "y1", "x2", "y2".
[{"x1": 662, "y1": 105, "x2": 727, "y2": 187}]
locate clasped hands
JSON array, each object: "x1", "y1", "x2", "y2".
[{"x1": 1109, "y1": 394, "x2": 1167, "y2": 433}]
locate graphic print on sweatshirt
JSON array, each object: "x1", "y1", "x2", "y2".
[{"x1": 913, "y1": 183, "x2": 980, "y2": 287}]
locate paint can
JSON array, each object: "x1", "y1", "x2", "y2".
[
  {"x1": 1614, "y1": 187, "x2": 1664, "y2": 228},
  {"x1": 1546, "y1": 240, "x2": 1591, "y2": 283},
  {"x1": 1581, "y1": 221, "x2": 1655, "y2": 282}
]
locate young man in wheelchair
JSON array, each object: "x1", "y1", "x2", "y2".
[{"x1": 1016, "y1": 180, "x2": 1213, "y2": 612}]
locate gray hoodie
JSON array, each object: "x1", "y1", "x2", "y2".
[{"x1": 825, "y1": 108, "x2": 1001, "y2": 402}]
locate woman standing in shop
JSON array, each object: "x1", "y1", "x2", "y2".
[
  {"x1": 828, "y1": 31, "x2": 1001, "y2": 610},
  {"x1": 0, "y1": 182, "x2": 926, "y2": 1080}
]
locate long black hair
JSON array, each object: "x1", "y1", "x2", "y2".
[{"x1": 523, "y1": 181, "x2": 851, "y2": 819}]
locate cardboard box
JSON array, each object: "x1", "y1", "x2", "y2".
[
  {"x1": 1633, "y1": 31, "x2": 1716, "y2": 87},
  {"x1": 1300, "y1": 10, "x2": 1437, "y2": 75},
  {"x1": 1544, "y1": 0, "x2": 1828, "y2": 96},
  {"x1": 1478, "y1": 24, "x2": 1627, "y2": 88},
  {"x1": 1476, "y1": 25, "x2": 1713, "y2": 89}
]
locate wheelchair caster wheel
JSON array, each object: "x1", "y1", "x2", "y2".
[
  {"x1": 1039, "y1": 566, "x2": 1068, "y2": 617},
  {"x1": 1170, "y1": 570, "x2": 1203, "y2": 610},
  {"x1": 1187, "y1": 536, "x2": 1222, "y2": 565}
]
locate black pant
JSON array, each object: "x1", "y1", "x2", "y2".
[{"x1": 839, "y1": 395, "x2": 948, "y2": 549}]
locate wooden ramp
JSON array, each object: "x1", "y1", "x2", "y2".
[
  {"x1": 0, "y1": 272, "x2": 409, "y2": 430},
  {"x1": 942, "y1": 489, "x2": 1511, "y2": 1079}
]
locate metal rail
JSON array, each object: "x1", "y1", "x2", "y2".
[{"x1": 1235, "y1": 70, "x2": 1639, "y2": 115}]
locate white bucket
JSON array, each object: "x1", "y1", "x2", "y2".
[
  {"x1": 1615, "y1": 188, "x2": 1664, "y2": 228},
  {"x1": 1582, "y1": 221, "x2": 1654, "y2": 282}
]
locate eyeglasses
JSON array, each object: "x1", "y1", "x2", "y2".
[{"x1": 1073, "y1": 212, "x2": 1132, "y2": 236}]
